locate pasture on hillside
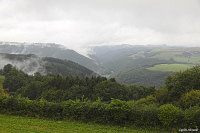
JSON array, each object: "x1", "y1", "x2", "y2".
[{"x1": 147, "y1": 64, "x2": 193, "y2": 72}]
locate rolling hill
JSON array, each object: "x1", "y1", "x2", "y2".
[
  {"x1": 1, "y1": 42, "x2": 200, "y2": 87},
  {"x1": 0, "y1": 42, "x2": 104, "y2": 73},
  {"x1": 0, "y1": 53, "x2": 95, "y2": 77},
  {"x1": 89, "y1": 44, "x2": 200, "y2": 87}
]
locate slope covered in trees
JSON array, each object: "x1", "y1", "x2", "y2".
[
  {"x1": 0, "y1": 53, "x2": 95, "y2": 77},
  {"x1": 2, "y1": 64, "x2": 154, "y2": 102},
  {"x1": 89, "y1": 45, "x2": 200, "y2": 87},
  {"x1": 0, "y1": 42, "x2": 104, "y2": 73}
]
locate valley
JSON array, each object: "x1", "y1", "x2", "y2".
[
  {"x1": 1, "y1": 42, "x2": 200, "y2": 87},
  {"x1": 1, "y1": 1, "x2": 200, "y2": 132},
  {"x1": 89, "y1": 45, "x2": 200, "y2": 87},
  {"x1": 0, "y1": 42, "x2": 200, "y2": 132}
]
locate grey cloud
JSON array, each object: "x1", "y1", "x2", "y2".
[{"x1": 0, "y1": 0, "x2": 200, "y2": 55}]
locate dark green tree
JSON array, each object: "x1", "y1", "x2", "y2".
[
  {"x1": 3, "y1": 64, "x2": 13, "y2": 75},
  {"x1": 165, "y1": 66, "x2": 200, "y2": 101}
]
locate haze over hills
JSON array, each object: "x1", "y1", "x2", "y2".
[
  {"x1": 0, "y1": 53, "x2": 95, "y2": 77},
  {"x1": 0, "y1": 42, "x2": 104, "y2": 74},
  {"x1": 89, "y1": 44, "x2": 200, "y2": 87},
  {"x1": 1, "y1": 42, "x2": 200, "y2": 87}
]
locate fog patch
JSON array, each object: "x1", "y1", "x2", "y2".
[{"x1": 0, "y1": 54, "x2": 46, "y2": 75}]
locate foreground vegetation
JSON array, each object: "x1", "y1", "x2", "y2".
[
  {"x1": 0, "y1": 95, "x2": 199, "y2": 130},
  {"x1": 0, "y1": 64, "x2": 200, "y2": 132},
  {"x1": 0, "y1": 76, "x2": 4, "y2": 90},
  {"x1": 0, "y1": 114, "x2": 162, "y2": 133}
]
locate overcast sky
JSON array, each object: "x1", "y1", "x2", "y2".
[{"x1": 0, "y1": 0, "x2": 200, "y2": 54}]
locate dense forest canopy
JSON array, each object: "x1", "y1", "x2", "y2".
[
  {"x1": 1, "y1": 64, "x2": 155, "y2": 102},
  {"x1": 1, "y1": 64, "x2": 200, "y2": 107}
]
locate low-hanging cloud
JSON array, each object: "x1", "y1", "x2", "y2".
[
  {"x1": 0, "y1": 54, "x2": 46, "y2": 75},
  {"x1": 0, "y1": 0, "x2": 200, "y2": 55}
]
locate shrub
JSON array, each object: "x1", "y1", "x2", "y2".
[
  {"x1": 134, "y1": 95, "x2": 158, "y2": 106},
  {"x1": 85, "y1": 98, "x2": 107, "y2": 123},
  {"x1": 165, "y1": 66, "x2": 200, "y2": 102},
  {"x1": 134, "y1": 105, "x2": 160, "y2": 127},
  {"x1": 158, "y1": 104, "x2": 184, "y2": 128},
  {"x1": 127, "y1": 100, "x2": 160, "y2": 127},
  {"x1": 106, "y1": 99, "x2": 131, "y2": 125},
  {"x1": 1, "y1": 95, "x2": 197, "y2": 129},
  {"x1": 0, "y1": 88, "x2": 8, "y2": 97},
  {"x1": 184, "y1": 106, "x2": 200, "y2": 128},
  {"x1": 155, "y1": 87, "x2": 168, "y2": 104},
  {"x1": 43, "y1": 102, "x2": 63, "y2": 120},
  {"x1": 62, "y1": 99, "x2": 92, "y2": 121},
  {"x1": 178, "y1": 90, "x2": 200, "y2": 109}
]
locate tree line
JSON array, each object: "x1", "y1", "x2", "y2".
[{"x1": 2, "y1": 64, "x2": 155, "y2": 102}]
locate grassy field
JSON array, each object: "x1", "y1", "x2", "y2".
[
  {"x1": 148, "y1": 64, "x2": 193, "y2": 72},
  {"x1": 0, "y1": 114, "x2": 165, "y2": 133},
  {"x1": 150, "y1": 48, "x2": 200, "y2": 64}
]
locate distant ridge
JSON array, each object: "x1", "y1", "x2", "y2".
[
  {"x1": 89, "y1": 44, "x2": 200, "y2": 87},
  {"x1": 0, "y1": 53, "x2": 95, "y2": 77},
  {"x1": 0, "y1": 42, "x2": 104, "y2": 73}
]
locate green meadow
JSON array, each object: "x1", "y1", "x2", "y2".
[
  {"x1": 150, "y1": 48, "x2": 200, "y2": 64},
  {"x1": 148, "y1": 64, "x2": 193, "y2": 72},
  {"x1": 0, "y1": 114, "x2": 163, "y2": 133}
]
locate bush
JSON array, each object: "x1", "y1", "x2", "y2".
[
  {"x1": 106, "y1": 99, "x2": 131, "y2": 125},
  {"x1": 0, "y1": 88, "x2": 8, "y2": 97},
  {"x1": 184, "y1": 106, "x2": 200, "y2": 128},
  {"x1": 126, "y1": 100, "x2": 160, "y2": 127},
  {"x1": 134, "y1": 95, "x2": 158, "y2": 106},
  {"x1": 165, "y1": 66, "x2": 200, "y2": 102},
  {"x1": 0, "y1": 95, "x2": 197, "y2": 129},
  {"x1": 134, "y1": 105, "x2": 160, "y2": 127},
  {"x1": 61, "y1": 99, "x2": 91, "y2": 121},
  {"x1": 178, "y1": 90, "x2": 200, "y2": 109},
  {"x1": 158, "y1": 104, "x2": 184, "y2": 128},
  {"x1": 86, "y1": 99, "x2": 107, "y2": 123},
  {"x1": 155, "y1": 87, "x2": 168, "y2": 104}
]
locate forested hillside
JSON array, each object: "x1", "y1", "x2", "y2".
[
  {"x1": 89, "y1": 45, "x2": 200, "y2": 87},
  {"x1": 1, "y1": 64, "x2": 154, "y2": 102},
  {"x1": 0, "y1": 53, "x2": 95, "y2": 77},
  {"x1": 0, "y1": 42, "x2": 104, "y2": 73},
  {"x1": 112, "y1": 67, "x2": 172, "y2": 87}
]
